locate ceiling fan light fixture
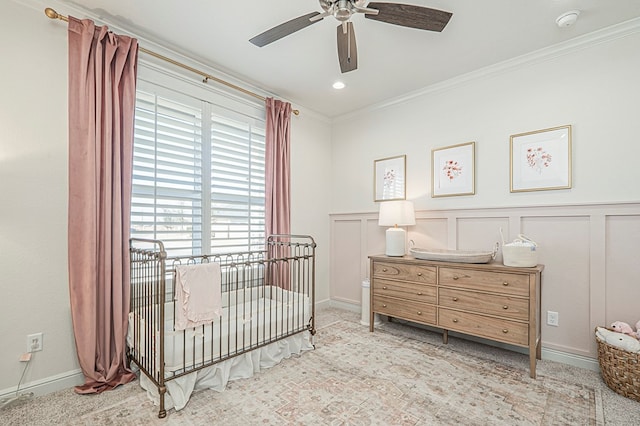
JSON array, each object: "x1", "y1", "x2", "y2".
[
  {"x1": 335, "y1": 10, "x2": 352, "y2": 21},
  {"x1": 319, "y1": 0, "x2": 332, "y2": 12},
  {"x1": 556, "y1": 10, "x2": 580, "y2": 28},
  {"x1": 335, "y1": 0, "x2": 353, "y2": 21}
]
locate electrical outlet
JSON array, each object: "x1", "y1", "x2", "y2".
[
  {"x1": 547, "y1": 311, "x2": 559, "y2": 327},
  {"x1": 27, "y1": 333, "x2": 43, "y2": 352}
]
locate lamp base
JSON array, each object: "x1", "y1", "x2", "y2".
[{"x1": 385, "y1": 227, "x2": 406, "y2": 256}]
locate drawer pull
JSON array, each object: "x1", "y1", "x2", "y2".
[
  {"x1": 382, "y1": 304, "x2": 387, "y2": 308},
  {"x1": 382, "y1": 286, "x2": 387, "y2": 290},
  {"x1": 453, "y1": 276, "x2": 459, "y2": 280},
  {"x1": 502, "y1": 281, "x2": 509, "y2": 286},
  {"x1": 382, "y1": 268, "x2": 388, "y2": 272},
  {"x1": 417, "y1": 292, "x2": 423, "y2": 296},
  {"x1": 502, "y1": 329, "x2": 509, "y2": 334},
  {"x1": 452, "y1": 318, "x2": 458, "y2": 323},
  {"x1": 502, "y1": 305, "x2": 509, "y2": 310},
  {"x1": 417, "y1": 311, "x2": 422, "y2": 315},
  {"x1": 452, "y1": 297, "x2": 458, "y2": 302}
]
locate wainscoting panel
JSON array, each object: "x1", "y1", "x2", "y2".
[
  {"x1": 330, "y1": 219, "x2": 363, "y2": 305},
  {"x1": 412, "y1": 218, "x2": 448, "y2": 250},
  {"x1": 329, "y1": 203, "x2": 640, "y2": 361},
  {"x1": 605, "y1": 215, "x2": 640, "y2": 329},
  {"x1": 456, "y1": 216, "x2": 509, "y2": 254},
  {"x1": 366, "y1": 218, "x2": 386, "y2": 257},
  {"x1": 522, "y1": 216, "x2": 591, "y2": 356}
]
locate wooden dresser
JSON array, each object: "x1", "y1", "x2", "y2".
[{"x1": 369, "y1": 255, "x2": 543, "y2": 378}]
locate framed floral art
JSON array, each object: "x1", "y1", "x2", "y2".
[
  {"x1": 510, "y1": 125, "x2": 572, "y2": 192},
  {"x1": 374, "y1": 155, "x2": 406, "y2": 201},
  {"x1": 431, "y1": 142, "x2": 475, "y2": 197}
]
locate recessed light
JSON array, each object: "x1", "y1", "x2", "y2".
[{"x1": 332, "y1": 81, "x2": 346, "y2": 90}]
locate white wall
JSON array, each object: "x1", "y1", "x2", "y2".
[
  {"x1": 291, "y1": 113, "x2": 332, "y2": 305},
  {"x1": 331, "y1": 25, "x2": 640, "y2": 212},
  {"x1": 0, "y1": 0, "x2": 76, "y2": 396},
  {"x1": 328, "y1": 22, "x2": 640, "y2": 367},
  {"x1": 0, "y1": 0, "x2": 332, "y2": 396}
]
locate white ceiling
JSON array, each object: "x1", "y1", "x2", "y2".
[{"x1": 52, "y1": 0, "x2": 640, "y2": 118}]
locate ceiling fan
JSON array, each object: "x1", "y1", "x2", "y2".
[{"x1": 249, "y1": 1, "x2": 453, "y2": 74}]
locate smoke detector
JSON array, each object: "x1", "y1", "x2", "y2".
[{"x1": 556, "y1": 10, "x2": 580, "y2": 28}]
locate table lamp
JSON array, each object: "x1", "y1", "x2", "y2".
[{"x1": 378, "y1": 200, "x2": 415, "y2": 256}]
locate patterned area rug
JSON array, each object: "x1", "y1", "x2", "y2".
[{"x1": 73, "y1": 319, "x2": 599, "y2": 425}]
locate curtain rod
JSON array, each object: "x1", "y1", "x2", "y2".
[{"x1": 44, "y1": 7, "x2": 300, "y2": 116}]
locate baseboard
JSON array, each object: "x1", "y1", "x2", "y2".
[
  {"x1": 324, "y1": 299, "x2": 360, "y2": 313},
  {"x1": 0, "y1": 368, "x2": 84, "y2": 399},
  {"x1": 314, "y1": 297, "x2": 333, "y2": 310},
  {"x1": 541, "y1": 347, "x2": 600, "y2": 372}
]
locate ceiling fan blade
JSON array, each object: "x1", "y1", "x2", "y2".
[
  {"x1": 337, "y1": 22, "x2": 358, "y2": 73},
  {"x1": 250, "y1": 12, "x2": 322, "y2": 47},
  {"x1": 365, "y1": 2, "x2": 452, "y2": 32}
]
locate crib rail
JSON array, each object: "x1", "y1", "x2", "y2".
[{"x1": 128, "y1": 235, "x2": 316, "y2": 418}]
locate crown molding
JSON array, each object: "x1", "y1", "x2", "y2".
[{"x1": 333, "y1": 16, "x2": 640, "y2": 124}]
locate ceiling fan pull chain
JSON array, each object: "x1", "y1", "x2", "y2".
[{"x1": 347, "y1": 23, "x2": 352, "y2": 61}]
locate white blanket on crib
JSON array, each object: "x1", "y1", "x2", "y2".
[{"x1": 174, "y1": 263, "x2": 222, "y2": 330}]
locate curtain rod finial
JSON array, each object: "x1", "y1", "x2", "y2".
[{"x1": 44, "y1": 8, "x2": 59, "y2": 19}]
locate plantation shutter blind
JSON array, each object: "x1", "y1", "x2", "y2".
[
  {"x1": 211, "y1": 115, "x2": 266, "y2": 254},
  {"x1": 130, "y1": 78, "x2": 266, "y2": 257},
  {"x1": 131, "y1": 90, "x2": 203, "y2": 256}
]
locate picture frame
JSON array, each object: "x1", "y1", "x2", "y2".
[
  {"x1": 510, "y1": 125, "x2": 572, "y2": 192},
  {"x1": 374, "y1": 155, "x2": 406, "y2": 202},
  {"x1": 431, "y1": 142, "x2": 475, "y2": 197}
]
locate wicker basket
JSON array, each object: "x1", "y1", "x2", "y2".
[{"x1": 595, "y1": 327, "x2": 640, "y2": 402}]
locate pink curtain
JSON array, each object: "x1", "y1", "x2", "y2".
[
  {"x1": 265, "y1": 98, "x2": 292, "y2": 289},
  {"x1": 265, "y1": 97, "x2": 292, "y2": 237},
  {"x1": 67, "y1": 16, "x2": 138, "y2": 394}
]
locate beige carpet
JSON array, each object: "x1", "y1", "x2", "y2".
[{"x1": 2, "y1": 307, "x2": 638, "y2": 425}]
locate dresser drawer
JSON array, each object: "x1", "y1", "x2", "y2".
[
  {"x1": 373, "y1": 262, "x2": 436, "y2": 284},
  {"x1": 438, "y1": 288, "x2": 529, "y2": 321},
  {"x1": 373, "y1": 295, "x2": 436, "y2": 325},
  {"x1": 374, "y1": 278, "x2": 436, "y2": 304},
  {"x1": 438, "y1": 308, "x2": 528, "y2": 346},
  {"x1": 439, "y1": 267, "x2": 529, "y2": 297}
]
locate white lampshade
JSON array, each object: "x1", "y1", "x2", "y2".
[
  {"x1": 378, "y1": 200, "x2": 416, "y2": 227},
  {"x1": 378, "y1": 201, "x2": 415, "y2": 256}
]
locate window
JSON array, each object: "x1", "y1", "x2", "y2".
[
  {"x1": 210, "y1": 115, "x2": 266, "y2": 254},
  {"x1": 130, "y1": 76, "x2": 266, "y2": 257}
]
